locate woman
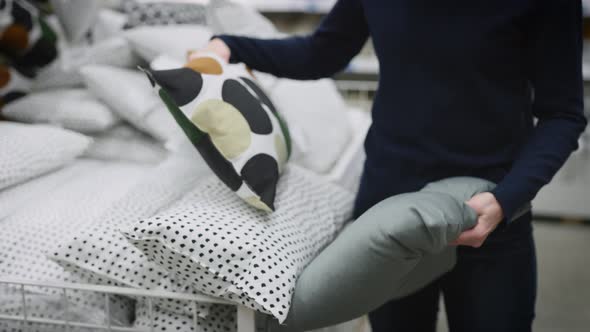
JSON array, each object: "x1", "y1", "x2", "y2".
[{"x1": 196, "y1": 1, "x2": 587, "y2": 331}]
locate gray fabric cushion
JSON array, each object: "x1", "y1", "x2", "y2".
[{"x1": 270, "y1": 177, "x2": 496, "y2": 331}]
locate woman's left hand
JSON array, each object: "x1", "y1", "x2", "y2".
[{"x1": 451, "y1": 192, "x2": 504, "y2": 248}]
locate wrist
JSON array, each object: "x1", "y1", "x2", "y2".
[{"x1": 208, "y1": 38, "x2": 231, "y2": 63}]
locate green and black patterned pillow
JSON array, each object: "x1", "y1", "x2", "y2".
[
  {"x1": 0, "y1": 0, "x2": 58, "y2": 73},
  {"x1": 142, "y1": 53, "x2": 291, "y2": 212}
]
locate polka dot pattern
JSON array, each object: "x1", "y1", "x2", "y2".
[
  {"x1": 122, "y1": 0, "x2": 208, "y2": 29},
  {"x1": 0, "y1": 160, "x2": 148, "y2": 328},
  {"x1": 122, "y1": 165, "x2": 354, "y2": 323},
  {"x1": 49, "y1": 155, "x2": 215, "y2": 318},
  {"x1": 145, "y1": 57, "x2": 291, "y2": 212},
  {"x1": 135, "y1": 301, "x2": 237, "y2": 332},
  {"x1": 0, "y1": 123, "x2": 91, "y2": 190}
]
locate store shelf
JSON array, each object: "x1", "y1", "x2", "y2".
[
  {"x1": 232, "y1": 0, "x2": 335, "y2": 14},
  {"x1": 533, "y1": 152, "x2": 590, "y2": 219}
]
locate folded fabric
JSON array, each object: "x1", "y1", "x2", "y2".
[
  {"x1": 84, "y1": 124, "x2": 167, "y2": 164},
  {"x1": 266, "y1": 177, "x2": 500, "y2": 331},
  {"x1": 124, "y1": 25, "x2": 212, "y2": 62},
  {"x1": 122, "y1": 165, "x2": 354, "y2": 323},
  {"x1": 122, "y1": 0, "x2": 208, "y2": 29},
  {"x1": 144, "y1": 52, "x2": 292, "y2": 211},
  {"x1": 3, "y1": 88, "x2": 119, "y2": 133},
  {"x1": 80, "y1": 65, "x2": 179, "y2": 142},
  {"x1": 0, "y1": 122, "x2": 91, "y2": 190}
]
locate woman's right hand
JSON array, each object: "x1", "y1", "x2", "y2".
[{"x1": 188, "y1": 38, "x2": 231, "y2": 63}]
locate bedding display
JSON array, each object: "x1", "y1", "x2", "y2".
[
  {"x1": 3, "y1": 88, "x2": 119, "y2": 133},
  {"x1": 0, "y1": 159, "x2": 88, "y2": 219},
  {"x1": 0, "y1": 122, "x2": 91, "y2": 190},
  {"x1": 84, "y1": 124, "x2": 168, "y2": 164},
  {"x1": 50, "y1": 154, "x2": 215, "y2": 318},
  {"x1": 0, "y1": 160, "x2": 151, "y2": 331},
  {"x1": 33, "y1": 36, "x2": 139, "y2": 90},
  {"x1": 80, "y1": 64, "x2": 180, "y2": 143},
  {"x1": 0, "y1": 2, "x2": 377, "y2": 332},
  {"x1": 144, "y1": 53, "x2": 292, "y2": 212},
  {"x1": 134, "y1": 301, "x2": 237, "y2": 332},
  {"x1": 122, "y1": 164, "x2": 355, "y2": 322}
]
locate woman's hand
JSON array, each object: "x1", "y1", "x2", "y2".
[
  {"x1": 188, "y1": 38, "x2": 231, "y2": 63},
  {"x1": 451, "y1": 192, "x2": 504, "y2": 248}
]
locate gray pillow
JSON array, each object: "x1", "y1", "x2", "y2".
[{"x1": 269, "y1": 177, "x2": 496, "y2": 331}]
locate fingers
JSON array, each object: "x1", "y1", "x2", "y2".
[
  {"x1": 452, "y1": 222, "x2": 489, "y2": 248},
  {"x1": 188, "y1": 39, "x2": 231, "y2": 63}
]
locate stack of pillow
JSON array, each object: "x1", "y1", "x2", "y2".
[{"x1": 1, "y1": 1, "x2": 367, "y2": 332}]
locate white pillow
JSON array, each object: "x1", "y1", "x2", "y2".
[
  {"x1": 124, "y1": 25, "x2": 213, "y2": 62},
  {"x1": 122, "y1": 165, "x2": 354, "y2": 323},
  {"x1": 0, "y1": 160, "x2": 147, "y2": 329},
  {"x1": 84, "y1": 125, "x2": 168, "y2": 164},
  {"x1": 134, "y1": 301, "x2": 236, "y2": 332},
  {"x1": 33, "y1": 37, "x2": 140, "y2": 90},
  {"x1": 3, "y1": 89, "x2": 119, "y2": 133},
  {"x1": 270, "y1": 79, "x2": 353, "y2": 174},
  {"x1": 49, "y1": 154, "x2": 214, "y2": 317},
  {"x1": 91, "y1": 8, "x2": 129, "y2": 42},
  {"x1": 0, "y1": 123, "x2": 91, "y2": 190},
  {"x1": 207, "y1": 1, "x2": 281, "y2": 38},
  {"x1": 50, "y1": 0, "x2": 100, "y2": 43},
  {"x1": 80, "y1": 65, "x2": 180, "y2": 143}
]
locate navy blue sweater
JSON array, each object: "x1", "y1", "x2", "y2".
[{"x1": 219, "y1": 0, "x2": 587, "y2": 220}]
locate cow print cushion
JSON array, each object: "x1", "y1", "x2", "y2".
[
  {"x1": 121, "y1": 165, "x2": 354, "y2": 323},
  {"x1": 0, "y1": 0, "x2": 58, "y2": 73},
  {"x1": 142, "y1": 53, "x2": 291, "y2": 212}
]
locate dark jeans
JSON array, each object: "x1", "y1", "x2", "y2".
[{"x1": 369, "y1": 213, "x2": 537, "y2": 332}]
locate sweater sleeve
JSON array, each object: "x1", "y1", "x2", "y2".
[
  {"x1": 216, "y1": 0, "x2": 369, "y2": 80},
  {"x1": 491, "y1": 0, "x2": 588, "y2": 221}
]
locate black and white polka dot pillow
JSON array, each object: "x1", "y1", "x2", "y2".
[
  {"x1": 49, "y1": 155, "x2": 214, "y2": 318},
  {"x1": 0, "y1": 161, "x2": 145, "y2": 328},
  {"x1": 122, "y1": 165, "x2": 354, "y2": 323},
  {"x1": 134, "y1": 301, "x2": 236, "y2": 332}
]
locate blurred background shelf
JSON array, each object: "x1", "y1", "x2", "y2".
[{"x1": 232, "y1": 0, "x2": 335, "y2": 14}]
